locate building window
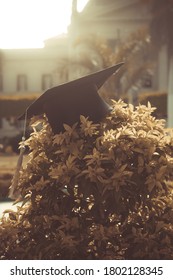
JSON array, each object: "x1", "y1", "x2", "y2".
[
  {"x1": 17, "y1": 74, "x2": 27, "y2": 91},
  {"x1": 42, "y1": 74, "x2": 52, "y2": 91},
  {"x1": 142, "y1": 73, "x2": 152, "y2": 88},
  {"x1": 0, "y1": 74, "x2": 3, "y2": 91}
]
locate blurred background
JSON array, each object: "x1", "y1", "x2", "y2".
[{"x1": 0, "y1": 0, "x2": 173, "y2": 206}]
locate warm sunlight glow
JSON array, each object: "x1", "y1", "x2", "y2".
[
  {"x1": 77, "y1": 0, "x2": 89, "y2": 12},
  {"x1": 0, "y1": 0, "x2": 88, "y2": 49}
]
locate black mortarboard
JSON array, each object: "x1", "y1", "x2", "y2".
[{"x1": 18, "y1": 62, "x2": 123, "y2": 134}]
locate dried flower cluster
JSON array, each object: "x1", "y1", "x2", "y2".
[{"x1": 0, "y1": 100, "x2": 173, "y2": 259}]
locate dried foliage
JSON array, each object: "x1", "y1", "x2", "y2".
[
  {"x1": 138, "y1": 91, "x2": 167, "y2": 119},
  {"x1": 74, "y1": 34, "x2": 114, "y2": 68},
  {"x1": 0, "y1": 100, "x2": 173, "y2": 259},
  {"x1": 112, "y1": 28, "x2": 155, "y2": 96}
]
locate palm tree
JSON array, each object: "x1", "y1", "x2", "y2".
[{"x1": 112, "y1": 27, "x2": 155, "y2": 102}]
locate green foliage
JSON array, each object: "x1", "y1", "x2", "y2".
[{"x1": 0, "y1": 100, "x2": 173, "y2": 259}]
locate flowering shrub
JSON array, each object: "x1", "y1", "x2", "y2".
[{"x1": 0, "y1": 100, "x2": 173, "y2": 259}]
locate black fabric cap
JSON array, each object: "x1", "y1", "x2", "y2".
[{"x1": 18, "y1": 62, "x2": 123, "y2": 133}]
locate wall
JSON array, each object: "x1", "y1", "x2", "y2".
[{"x1": 0, "y1": 40, "x2": 68, "y2": 95}]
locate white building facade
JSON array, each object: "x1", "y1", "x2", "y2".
[{"x1": 0, "y1": 36, "x2": 69, "y2": 96}]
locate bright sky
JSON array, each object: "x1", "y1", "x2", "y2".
[{"x1": 0, "y1": 0, "x2": 89, "y2": 49}]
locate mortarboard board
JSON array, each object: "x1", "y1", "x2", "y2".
[{"x1": 18, "y1": 62, "x2": 124, "y2": 134}]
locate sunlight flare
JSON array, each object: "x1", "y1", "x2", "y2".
[{"x1": 0, "y1": 0, "x2": 89, "y2": 49}]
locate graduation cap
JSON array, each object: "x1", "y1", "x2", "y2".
[{"x1": 19, "y1": 62, "x2": 123, "y2": 134}]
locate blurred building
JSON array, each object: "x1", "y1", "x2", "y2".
[
  {"x1": 0, "y1": 0, "x2": 168, "y2": 138},
  {"x1": 0, "y1": 35, "x2": 68, "y2": 96},
  {"x1": 71, "y1": 0, "x2": 151, "y2": 41},
  {"x1": 70, "y1": 0, "x2": 168, "y2": 93},
  {"x1": 0, "y1": 36, "x2": 70, "y2": 138}
]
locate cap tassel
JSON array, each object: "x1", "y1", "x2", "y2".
[{"x1": 8, "y1": 110, "x2": 28, "y2": 200}]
